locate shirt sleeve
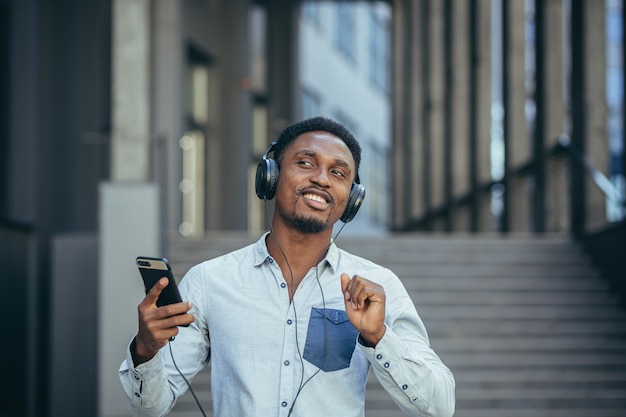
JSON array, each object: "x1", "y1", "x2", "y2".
[
  {"x1": 358, "y1": 276, "x2": 456, "y2": 417},
  {"x1": 118, "y1": 339, "x2": 180, "y2": 417},
  {"x1": 118, "y1": 265, "x2": 211, "y2": 416}
]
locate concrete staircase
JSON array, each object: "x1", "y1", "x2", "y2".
[{"x1": 165, "y1": 233, "x2": 626, "y2": 417}]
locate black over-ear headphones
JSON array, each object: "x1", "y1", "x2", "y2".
[{"x1": 255, "y1": 142, "x2": 365, "y2": 223}]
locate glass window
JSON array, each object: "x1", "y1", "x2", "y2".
[
  {"x1": 302, "y1": 1, "x2": 321, "y2": 26},
  {"x1": 336, "y1": 3, "x2": 356, "y2": 62},
  {"x1": 301, "y1": 88, "x2": 321, "y2": 119},
  {"x1": 369, "y1": 11, "x2": 390, "y2": 92}
]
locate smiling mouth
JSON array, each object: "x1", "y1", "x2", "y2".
[{"x1": 303, "y1": 193, "x2": 328, "y2": 204}]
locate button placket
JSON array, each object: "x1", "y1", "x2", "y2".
[{"x1": 278, "y1": 305, "x2": 299, "y2": 416}]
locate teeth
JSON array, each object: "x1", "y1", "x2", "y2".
[{"x1": 304, "y1": 194, "x2": 327, "y2": 204}]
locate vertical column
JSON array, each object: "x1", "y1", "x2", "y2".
[
  {"x1": 99, "y1": 1, "x2": 159, "y2": 416},
  {"x1": 266, "y1": 0, "x2": 298, "y2": 137},
  {"x1": 218, "y1": 0, "x2": 253, "y2": 230},
  {"x1": 391, "y1": 0, "x2": 419, "y2": 229},
  {"x1": 569, "y1": 0, "x2": 586, "y2": 237},
  {"x1": 468, "y1": 0, "x2": 480, "y2": 231},
  {"x1": 622, "y1": 2, "x2": 626, "y2": 190},
  {"x1": 110, "y1": 0, "x2": 151, "y2": 181},
  {"x1": 585, "y1": 0, "x2": 609, "y2": 228},
  {"x1": 490, "y1": 0, "x2": 507, "y2": 232},
  {"x1": 153, "y1": 0, "x2": 182, "y2": 239},
  {"x1": 443, "y1": 0, "x2": 453, "y2": 231},
  {"x1": 429, "y1": 0, "x2": 445, "y2": 228},
  {"x1": 452, "y1": 0, "x2": 472, "y2": 231},
  {"x1": 544, "y1": 0, "x2": 568, "y2": 233},
  {"x1": 419, "y1": 0, "x2": 433, "y2": 229},
  {"x1": 531, "y1": 0, "x2": 546, "y2": 232}
]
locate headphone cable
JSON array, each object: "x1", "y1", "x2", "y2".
[
  {"x1": 168, "y1": 337, "x2": 208, "y2": 417},
  {"x1": 263, "y1": 201, "x2": 349, "y2": 416},
  {"x1": 165, "y1": 205, "x2": 348, "y2": 417}
]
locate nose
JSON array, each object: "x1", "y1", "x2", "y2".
[{"x1": 309, "y1": 167, "x2": 331, "y2": 187}]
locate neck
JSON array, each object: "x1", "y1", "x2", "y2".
[
  {"x1": 266, "y1": 223, "x2": 333, "y2": 298},
  {"x1": 268, "y1": 223, "x2": 332, "y2": 268}
]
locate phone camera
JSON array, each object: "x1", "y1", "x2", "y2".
[{"x1": 138, "y1": 260, "x2": 151, "y2": 267}]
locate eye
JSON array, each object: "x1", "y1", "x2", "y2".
[
  {"x1": 331, "y1": 169, "x2": 347, "y2": 179},
  {"x1": 297, "y1": 159, "x2": 314, "y2": 167}
]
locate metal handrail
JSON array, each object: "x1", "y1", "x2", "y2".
[{"x1": 555, "y1": 134, "x2": 626, "y2": 208}]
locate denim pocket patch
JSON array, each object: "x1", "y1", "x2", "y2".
[{"x1": 303, "y1": 308, "x2": 359, "y2": 372}]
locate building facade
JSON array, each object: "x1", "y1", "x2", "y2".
[{"x1": 0, "y1": 1, "x2": 624, "y2": 416}]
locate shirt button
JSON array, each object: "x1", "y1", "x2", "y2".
[
  {"x1": 402, "y1": 384, "x2": 408, "y2": 390},
  {"x1": 134, "y1": 375, "x2": 140, "y2": 380},
  {"x1": 284, "y1": 360, "x2": 290, "y2": 366},
  {"x1": 376, "y1": 354, "x2": 383, "y2": 360},
  {"x1": 384, "y1": 362, "x2": 390, "y2": 368},
  {"x1": 281, "y1": 401, "x2": 288, "y2": 407},
  {"x1": 412, "y1": 396, "x2": 419, "y2": 403},
  {"x1": 268, "y1": 257, "x2": 274, "y2": 263},
  {"x1": 134, "y1": 392, "x2": 140, "y2": 398},
  {"x1": 287, "y1": 319, "x2": 293, "y2": 325},
  {"x1": 280, "y1": 282, "x2": 286, "y2": 288}
]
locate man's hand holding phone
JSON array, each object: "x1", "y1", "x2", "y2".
[{"x1": 132, "y1": 277, "x2": 195, "y2": 366}]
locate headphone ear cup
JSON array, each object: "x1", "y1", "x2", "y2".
[
  {"x1": 255, "y1": 158, "x2": 280, "y2": 200},
  {"x1": 340, "y1": 183, "x2": 366, "y2": 223}
]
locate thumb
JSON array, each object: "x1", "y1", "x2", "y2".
[
  {"x1": 340, "y1": 273, "x2": 351, "y2": 294},
  {"x1": 341, "y1": 273, "x2": 358, "y2": 318},
  {"x1": 341, "y1": 273, "x2": 355, "y2": 310},
  {"x1": 145, "y1": 277, "x2": 168, "y2": 306}
]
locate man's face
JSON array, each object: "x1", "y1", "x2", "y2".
[{"x1": 274, "y1": 131, "x2": 356, "y2": 234}]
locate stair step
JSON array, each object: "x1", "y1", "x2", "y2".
[
  {"x1": 402, "y1": 276, "x2": 611, "y2": 291},
  {"x1": 434, "y1": 336, "x2": 626, "y2": 350},
  {"x1": 451, "y1": 410, "x2": 626, "y2": 417},
  {"x1": 418, "y1": 305, "x2": 626, "y2": 320},
  {"x1": 411, "y1": 291, "x2": 620, "y2": 306},
  {"x1": 164, "y1": 233, "x2": 626, "y2": 417}
]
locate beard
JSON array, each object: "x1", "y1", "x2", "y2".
[{"x1": 293, "y1": 214, "x2": 326, "y2": 233}]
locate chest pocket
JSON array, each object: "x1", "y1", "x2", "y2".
[{"x1": 303, "y1": 308, "x2": 359, "y2": 372}]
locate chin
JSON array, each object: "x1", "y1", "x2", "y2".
[{"x1": 293, "y1": 216, "x2": 327, "y2": 234}]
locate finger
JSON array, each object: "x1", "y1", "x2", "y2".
[
  {"x1": 138, "y1": 324, "x2": 179, "y2": 351},
  {"x1": 143, "y1": 277, "x2": 169, "y2": 307},
  {"x1": 343, "y1": 275, "x2": 384, "y2": 309},
  {"x1": 155, "y1": 301, "x2": 194, "y2": 321},
  {"x1": 354, "y1": 285, "x2": 385, "y2": 309},
  {"x1": 163, "y1": 311, "x2": 195, "y2": 329},
  {"x1": 138, "y1": 305, "x2": 192, "y2": 343},
  {"x1": 341, "y1": 273, "x2": 358, "y2": 310},
  {"x1": 341, "y1": 273, "x2": 351, "y2": 295}
]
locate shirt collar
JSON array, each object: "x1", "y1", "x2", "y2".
[{"x1": 252, "y1": 231, "x2": 339, "y2": 273}]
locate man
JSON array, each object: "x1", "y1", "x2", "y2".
[{"x1": 119, "y1": 116, "x2": 455, "y2": 416}]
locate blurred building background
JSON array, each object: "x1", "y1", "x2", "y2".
[{"x1": 0, "y1": 0, "x2": 624, "y2": 416}]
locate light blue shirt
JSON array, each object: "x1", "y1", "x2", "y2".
[{"x1": 119, "y1": 233, "x2": 455, "y2": 417}]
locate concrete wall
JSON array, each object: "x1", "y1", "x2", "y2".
[{"x1": 98, "y1": 183, "x2": 159, "y2": 417}]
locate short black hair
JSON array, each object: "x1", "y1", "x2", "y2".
[{"x1": 273, "y1": 116, "x2": 362, "y2": 177}]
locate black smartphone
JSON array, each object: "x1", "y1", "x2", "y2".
[{"x1": 136, "y1": 256, "x2": 184, "y2": 307}]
